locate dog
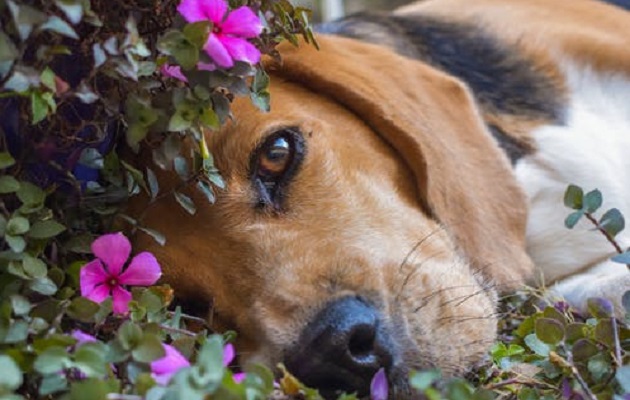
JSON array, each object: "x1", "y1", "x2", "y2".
[{"x1": 134, "y1": 0, "x2": 630, "y2": 397}]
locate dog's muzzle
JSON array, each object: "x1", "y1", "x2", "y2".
[{"x1": 284, "y1": 296, "x2": 398, "y2": 399}]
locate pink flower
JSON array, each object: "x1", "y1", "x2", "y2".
[
  {"x1": 370, "y1": 368, "x2": 388, "y2": 400},
  {"x1": 223, "y1": 343, "x2": 246, "y2": 383},
  {"x1": 177, "y1": 0, "x2": 263, "y2": 68},
  {"x1": 151, "y1": 344, "x2": 191, "y2": 385},
  {"x1": 80, "y1": 233, "x2": 162, "y2": 314},
  {"x1": 160, "y1": 64, "x2": 188, "y2": 82},
  {"x1": 71, "y1": 330, "x2": 97, "y2": 345}
]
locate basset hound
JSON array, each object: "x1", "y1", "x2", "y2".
[{"x1": 134, "y1": 0, "x2": 630, "y2": 397}]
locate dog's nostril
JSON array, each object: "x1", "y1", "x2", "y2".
[
  {"x1": 285, "y1": 297, "x2": 396, "y2": 398},
  {"x1": 348, "y1": 323, "x2": 376, "y2": 360}
]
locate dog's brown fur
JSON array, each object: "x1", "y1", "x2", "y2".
[{"x1": 131, "y1": 0, "x2": 630, "y2": 396}]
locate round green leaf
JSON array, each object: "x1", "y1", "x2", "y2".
[
  {"x1": 67, "y1": 297, "x2": 100, "y2": 323},
  {"x1": 600, "y1": 208, "x2": 625, "y2": 238},
  {"x1": 28, "y1": 276, "x2": 58, "y2": 295},
  {"x1": 587, "y1": 297, "x2": 614, "y2": 318},
  {"x1": 22, "y1": 254, "x2": 48, "y2": 278},
  {"x1": 0, "y1": 176, "x2": 20, "y2": 193},
  {"x1": 0, "y1": 355, "x2": 22, "y2": 392},
  {"x1": 28, "y1": 220, "x2": 66, "y2": 239},
  {"x1": 34, "y1": 346, "x2": 69, "y2": 375},
  {"x1": 0, "y1": 152, "x2": 16, "y2": 169},
  {"x1": 5, "y1": 234, "x2": 26, "y2": 253},
  {"x1": 73, "y1": 344, "x2": 108, "y2": 378},
  {"x1": 563, "y1": 184, "x2": 583, "y2": 210},
  {"x1": 572, "y1": 338, "x2": 599, "y2": 362},
  {"x1": 535, "y1": 318, "x2": 565, "y2": 345},
  {"x1": 583, "y1": 189, "x2": 602, "y2": 213},
  {"x1": 132, "y1": 333, "x2": 165, "y2": 363},
  {"x1": 6, "y1": 216, "x2": 30, "y2": 236},
  {"x1": 16, "y1": 182, "x2": 45, "y2": 206}
]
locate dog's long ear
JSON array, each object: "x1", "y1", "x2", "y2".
[{"x1": 268, "y1": 36, "x2": 534, "y2": 286}]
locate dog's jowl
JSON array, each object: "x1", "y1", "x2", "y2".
[{"x1": 134, "y1": 0, "x2": 630, "y2": 397}]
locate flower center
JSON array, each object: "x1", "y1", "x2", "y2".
[
  {"x1": 108, "y1": 277, "x2": 118, "y2": 288},
  {"x1": 212, "y1": 25, "x2": 221, "y2": 34}
]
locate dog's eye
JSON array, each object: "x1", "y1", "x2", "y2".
[{"x1": 251, "y1": 128, "x2": 305, "y2": 210}]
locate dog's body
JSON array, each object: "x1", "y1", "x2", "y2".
[{"x1": 137, "y1": 0, "x2": 630, "y2": 397}]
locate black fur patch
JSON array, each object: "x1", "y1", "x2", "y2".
[
  {"x1": 318, "y1": 13, "x2": 563, "y2": 123},
  {"x1": 603, "y1": 0, "x2": 630, "y2": 11},
  {"x1": 317, "y1": 14, "x2": 568, "y2": 163}
]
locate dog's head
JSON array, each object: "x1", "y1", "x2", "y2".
[{"x1": 137, "y1": 36, "x2": 533, "y2": 398}]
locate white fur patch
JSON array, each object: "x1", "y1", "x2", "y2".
[{"x1": 515, "y1": 64, "x2": 630, "y2": 310}]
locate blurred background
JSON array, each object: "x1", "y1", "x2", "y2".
[{"x1": 294, "y1": 0, "x2": 416, "y2": 22}]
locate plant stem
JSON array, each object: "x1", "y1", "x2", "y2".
[{"x1": 584, "y1": 212, "x2": 630, "y2": 270}]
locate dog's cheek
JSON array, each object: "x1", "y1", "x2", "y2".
[{"x1": 396, "y1": 256, "x2": 498, "y2": 373}]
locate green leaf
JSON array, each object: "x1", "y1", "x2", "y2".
[
  {"x1": 196, "y1": 181, "x2": 215, "y2": 204},
  {"x1": 29, "y1": 276, "x2": 58, "y2": 295},
  {"x1": 563, "y1": 184, "x2": 584, "y2": 210},
  {"x1": 583, "y1": 189, "x2": 602, "y2": 213},
  {"x1": 174, "y1": 191, "x2": 196, "y2": 215},
  {"x1": 572, "y1": 338, "x2": 599, "y2": 361},
  {"x1": 138, "y1": 226, "x2": 166, "y2": 246},
  {"x1": 250, "y1": 90, "x2": 270, "y2": 113},
  {"x1": 0, "y1": 355, "x2": 22, "y2": 392},
  {"x1": 132, "y1": 333, "x2": 165, "y2": 363},
  {"x1": 564, "y1": 210, "x2": 584, "y2": 229},
  {"x1": 28, "y1": 220, "x2": 66, "y2": 239},
  {"x1": 613, "y1": 251, "x2": 630, "y2": 264},
  {"x1": 587, "y1": 297, "x2": 614, "y2": 318},
  {"x1": 118, "y1": 321, "x2": 143, "y2": 351},
  {"x1": 146, "y1": 168, "x2": 159, "y2": 200},
  {"x1": 22, "y1": 254, "x2": 48, "y2": 278},
  {"x1": 524, "y1": 333, "x2": 550, "y2": 356},
  {"x1": 157, "y1": 30, "x2": 198, "y2": 70},
  {"x1": 616, "y1": 365, "x2": 630, "y2": 394},
  {"x1": 67, "y1": 297, "x2": 100, "y2": 322},
  {"x1": 0, "y1": 31, "x2": 18, "y2": 63},
  {"x1": 194, "y1": 335, "x2": 225, "y2": 389},
  {"x1": 409, "y1": 369, "x2": 441, "y2": 391},
  {"x1": 40, "y1": 16, "x2": 79, "y2": 39},
  {"x1": 0, "y1": 215, "x2": 5, "y2": 236},
  {"x1": 40, "y1": 373, "x2": 67, "y2": 396},
  {"x1": 31, "y1": 91, "x2": 50, "y2": 124},
  {"x1": 0, "y1": 152, "x2": 16, "y2": 169},
  {"x1": 600, "y1": 208, "x2": 625, "y2": 238},
  {"x1": 182, "y1": 21, "x2": 211, "y2": 49},
  {"x1": 5, "y1": 235, "x2": 26, "y2": 253},
  {"x1": 535, "y1": 318, "x2": 565, "y2": 345},
  {"x1": 7, "y1": 216, "x2": 29, "y2": 235},
  {"x1": 0, "y1": 175, "x2": 20, "y2": 193},
  {"x1": 173, "y1": 157, "x2": 189, "y2": 179},
  {"x1": 16, "y1": 181, "x2": 45, "y2": 206},
  {"x1": 54, "y1": 0, "x2": 84, "y2": 24},
  {"x1": 3, "y1": 319, "x2": 28, "y2": 343},
  {"x1": 199, "y1": 107, "x2": 220, "y2": 130},
  {"x1": 70, "y1": 378, "x2": 120, "y2": 400},
  {"x1": 34, "y1": 346, "x2": 69, "y2": 374},
  {"x1": 10, "y1": 294, "x2": 31, "y2": 316},
  {"x1": 73, "y1": 343, "x2": 108, "y2": 378}
]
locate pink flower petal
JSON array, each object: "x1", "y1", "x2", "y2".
[
  {"x1": 370, "y1": 368, "x2": 388, "y2": 400},
  {"x1": 233, "y1": 372, "x2": 246, "y2": 383},
  {"x1": 72, "y1": 330, "x2": 97, "y2": 344},
  {"x1": 197, "y1": 61, "x2": 217, "y2": 72},
  {"x1": 91, "y1": 233, "x2": 131, "y2": 277},
  {"x1": 204, "y1": 34, "x2": 234, "y2": 68},
  {"x1": 160, "y1": 64, "x2": 188, "y2": 82},
  {"x1": 223, "y1": 343, "x2": 235, "y2": 366},
  {"x1": 220, "y1": 36, "x2": 261, "y2": 65},
  {"x1": 151, "y1": 344, "x2": 190, "y2": 385},
  {"x1": 221, "y1": 6, "x2": 263, "y2": 38},
  {"x1": 177, "y1": 0, "x2": 227, "y2": 24},
  {"x1": 85, "y1": 284, "x2": 111, "y2": 304},
  {"x1": 80, "y1": 259, "x2": 108, "y2": 296},
  {"x1": 111, "y1": 286, "x2": 132, "y2": 314},
  {"x1": 118, "y1": 252, "x2": 162, "y2": 286}
]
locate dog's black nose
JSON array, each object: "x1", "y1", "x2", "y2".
[{"x1": 285, "y1": 297, "x2": 395, "y2": 399}]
